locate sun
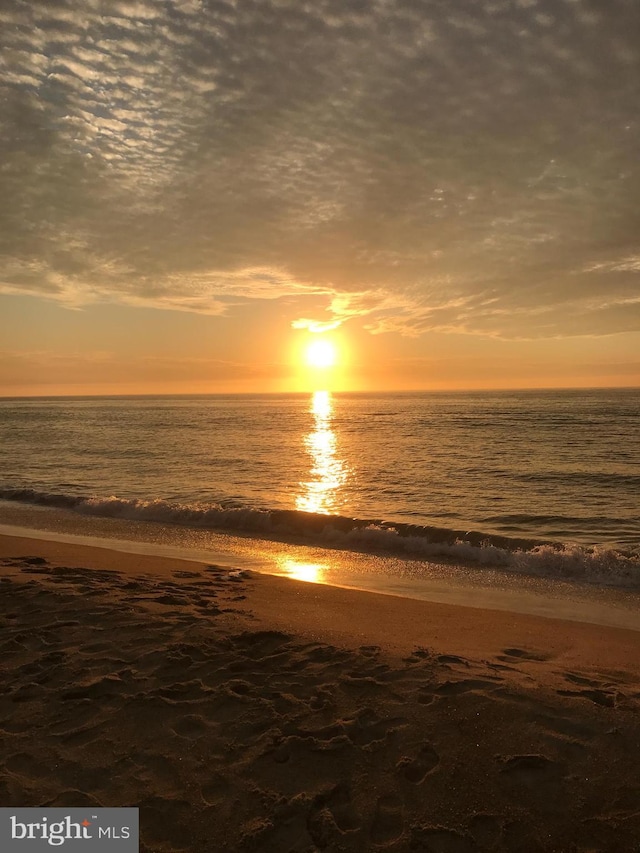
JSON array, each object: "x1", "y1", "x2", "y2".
[{"x1": 305, "y1": 339, "x2": 337, "y2": 369}]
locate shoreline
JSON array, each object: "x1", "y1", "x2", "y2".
[
  {"x1": 2, "y1": 514, "x2": 640, "y2": 633},
  {"x1": 2, "y1": 530, "x2": 640, "y2": 677},
  {"x1": 2, "y1": 532, "x2": 640, "y2": 850}
]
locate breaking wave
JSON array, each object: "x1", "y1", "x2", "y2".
[{"x1": 1, "y1": 487, "x2": 638, "y2": 589}]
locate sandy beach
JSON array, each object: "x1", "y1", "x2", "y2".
[{"x1": 1, "y1": 533, "x2": 640, "y2": 852}]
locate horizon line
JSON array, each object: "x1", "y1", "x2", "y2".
[{"x1": 1, "y1": 384, "x2": 639, "y2": 400}]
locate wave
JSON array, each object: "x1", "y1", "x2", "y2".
[{"x1": 0, "y1": 487, "x2": 639, "y2": 589}]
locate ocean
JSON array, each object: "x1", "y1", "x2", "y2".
[{"x1": 1, "y1": 389, "x2": 639, "y2": 599}]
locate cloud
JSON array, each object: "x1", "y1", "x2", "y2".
[
  {"x1": 0, "y1": 0, "x2": 639, "y2": 338},
  {"x1": 291, "y1": 318, "x2": 343, "y2": 334},
  {"x1": 0, "y1": 259, "x2": 318, "y2": 314}
]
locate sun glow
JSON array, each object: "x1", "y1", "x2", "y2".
[
  {"x1": 292, "y1": 330, "x2": 350, "y2": 393},
  {"x1": 305, "y1": 339, "x2": 337, "y2": 369}
]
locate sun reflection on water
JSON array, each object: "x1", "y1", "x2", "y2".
[
  {"x1": 296, "y1": 390, "x2": 348, "y2": 515},
  {"x1": 277, "y1": 558, "x2": 327, "y2": 584}
]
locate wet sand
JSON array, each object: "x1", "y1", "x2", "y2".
[{"x1": 1, "y1": 533, "x2": 640, "y2": 851}]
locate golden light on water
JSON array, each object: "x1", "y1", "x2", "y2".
[
  {"x1": 311, "y1": 387, "x2": 332, "y2": 418},
  {"x1": 296, "y1": 390, "x2": 348, "y2": 515},
  {"x1": 278, "y1": 558, "x2": 327, "y2": 584}
]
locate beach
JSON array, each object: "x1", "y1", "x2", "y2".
[
  {"x1": 2, "y1": 533, "x2": 640, "y2": 852},
  {"x1": 2, "y1": 0, "x2": 639, "y2": 845}
]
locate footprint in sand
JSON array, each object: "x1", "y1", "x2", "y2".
[
  {"x1": 170, "y1": 714, "x2": 210, "y2": 740},
  {"x1": 370, "y1": 794, "x2": 404, "y2": 846},
  {"x1": 499, "y1": 753, "x2": 561, "y2": 786},
  {"x1": 359, "y1": 645, "x2": 382, "y2": 657},
  {"x1": 467, "y1": 813, "x2": 503, "y2": 849},
  {"x1": 200, "y1": 774, "x2": 230, "y2": 806},
  {"x1": 309, "y1": 687, "x2": 335, "y2": 711},
  {"x1": 343, "y1": 708, "x2": 407, "y2": 747},
  {"x1": 487, "y1": 661, "x2": 519, "y2": 673},
  {"x1": 403, "y1": 647, "x2": 432, "y2": 663},
  {"x1": 60, "y1": 674, "x2": 128, "y2": 702},
  {"x1": 5, "y1": 752, "x2": 51, "y2": 781},
  {"x1": 437, "y1": 654, "x2": 469, "y2": 666},
  {"x1": 311, "y1": 782, "x2": 360, "y2": 833},
  {"x1": 152, "y1": 594, "x2": 190, "y2": 606},
  {"x1": 328, "y1": 789, "x2": 359, "y2": 833},
  {"x1": 231, "y1": 630, "x2": 292, "y2": 660},
  {"x1": 415, "y1": 688, "x2": 436, "y2": 705},
  {"x1": 436, "y1": 679, "x2": 500, "y2": 696},
  {"x1": 397, "y1": 743, "x2": 439, "y2": 783},
  {"x1": 556, "y1": 687, "x2": 617, "y2": 707},
  {"x1": 498, "y1": 647, "x2": 550, "y2": 662},
  {"x1": 10, "y1": 681, "x2": 48, "y2": 702},
  {"x1": 563, "y1": 671, "x2": 604, "y2": 688}
]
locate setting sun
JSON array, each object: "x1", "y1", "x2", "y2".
[
  {"x1": 305, "y1": 339, "x2": 337, "y2": 369},
  {"x1": 292, "y1": 333, "x2": 350, "y2": 393}
]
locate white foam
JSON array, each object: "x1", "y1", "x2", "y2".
[
  {"x1": 326, "y1": 524, "x2": 640, "y2": 588},
  {"x1": 1, "y1": 489, "x2": 638, "y2": 589}
]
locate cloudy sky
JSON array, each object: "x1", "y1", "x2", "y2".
[{"x1": 1, "y1": 0, "x2": 639, "y2": 393}]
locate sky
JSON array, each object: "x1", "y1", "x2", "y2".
[{"x1": 1, "y1": 0, "x2": 639, "y2": 394}]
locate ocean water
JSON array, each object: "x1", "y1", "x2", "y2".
[{"x1": 0, "y1": 389, "x2": 639, "y2": 591}]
